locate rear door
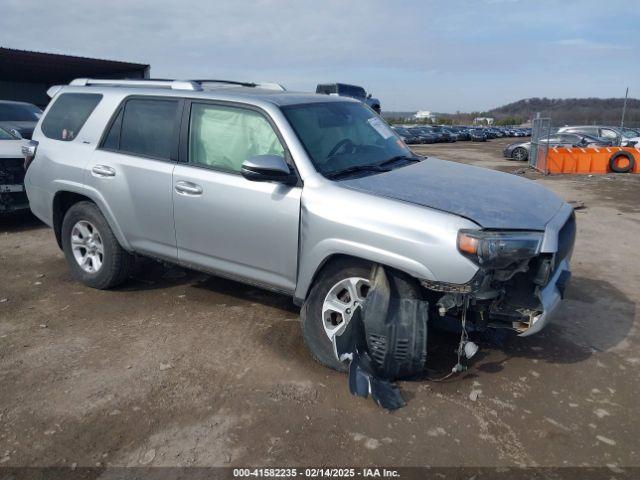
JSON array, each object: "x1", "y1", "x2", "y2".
[
  {"x1": 172, "y1": 100, "x2": 301, "y2": 292},
  {"x1": 87, "y1": 96, "x2": 182, "y2": 261}
]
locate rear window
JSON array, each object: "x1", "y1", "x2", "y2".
[
  {"x1": 41, "y1": 93, "x2": 102, "y2": 141},
  {"x1": 101, "y1": 98, "x2": 179, "y2": 160}
]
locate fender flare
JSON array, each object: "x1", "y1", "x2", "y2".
[
  {"x1": 293, "y1": 240, "x2": 438, "y2": 305},
  {"x1": 52, "y1": 184, "x2": 133, "y2": 252},
  {"x1": 609, "y1": 150, "x2": 635, "y2": 173}
]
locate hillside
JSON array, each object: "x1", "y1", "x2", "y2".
[
  {"x1": 488, "y1": 97, "x2": 640, "y2": 126},
  {"x1": 384, "y1": 98, "x2": 640, "y2": 127}
]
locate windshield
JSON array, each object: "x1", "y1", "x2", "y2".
[
  {"x1": 282, "y1": 101, "x2": 412, "y2": 177},
  {"x1": 0, "y1": 103, "x2": 42, "y2": 122}
]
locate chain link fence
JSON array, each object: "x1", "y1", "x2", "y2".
[{"x1": 529, "y1": 117, "x2": 552, "y2": 172}]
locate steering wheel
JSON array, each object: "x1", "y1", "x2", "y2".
[{"x1": 327, "y1": 138, "x2": 356, "y2": 159}]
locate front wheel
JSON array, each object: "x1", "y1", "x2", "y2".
[
  {"x1": 511, "y1": 147, "x2": 528, "y2": 161},
  {"x1": 61, "y1": 201, "x2": 133, "y2": 289},
  {"x1": 300, "y1": 259, "x2": 372, "y2": 372}
]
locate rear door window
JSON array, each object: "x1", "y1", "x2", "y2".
[
  {"x1": 41, "y1": 93, "x2": 102, "y2": 141},
  {"x1": 102, "y1": 98, "x2": 179, "y2": 160}
]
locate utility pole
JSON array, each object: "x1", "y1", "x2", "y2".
[{"x1": 620, "y1": 87, "x2": 629, "y2": 128}]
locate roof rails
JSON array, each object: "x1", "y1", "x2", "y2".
[
  {"x1": 69, "y1": 78, "x2": 203, "y2": 91},
  {"x1": 68, "y1": 78, "x2": 287, "y2": 92},
  {"x1": 195, "y1": 79, "x2": 286, "y2": 91}
]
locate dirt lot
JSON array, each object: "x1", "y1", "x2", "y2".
[{"x1": 1, "y1": 138, "x2": 639, "y2": 471}]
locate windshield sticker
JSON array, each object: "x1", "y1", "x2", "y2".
[{"x1": 367, "y1": 117, "x2": 394, "y2": 139}]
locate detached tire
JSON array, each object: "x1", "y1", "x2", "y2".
[
  {"x1": 61, "y1": 201, "x2": 133, "y2": 289},
  {"x1": 300, "y1": 259, "x2": 372, "y2": 372},
  {"x1": 609, "y1": 151, "x2": 635, "y2": 173}
]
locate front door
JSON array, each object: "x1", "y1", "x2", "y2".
[{"x1": 172, "y1": 101, "x2": 301, "y2": 292}]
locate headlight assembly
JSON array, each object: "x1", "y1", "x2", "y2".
[{"x1": 457, "y1": 230, "x2": 543, "y2": 269}]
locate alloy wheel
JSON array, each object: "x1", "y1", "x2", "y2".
[{"x1": 70, "y1": 220, "x2": 104, "y2": 273}]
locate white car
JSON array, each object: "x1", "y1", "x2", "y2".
[{"x1": 0, "y1": 126, "x2": 29, "y2": 214}]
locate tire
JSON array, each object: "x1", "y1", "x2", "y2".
[
  {"x1": 300, "y1": 258, "x2": 372, "y2": 372},
  {"x1": 609, "y1": 151, "x2": 635, "y2": 173},
  {"x1": 61, "y1": 201, "x2": 133, "y2": 289},
  {"x1": 511, "y1": 147, "x2": 528, "y2": 161}
]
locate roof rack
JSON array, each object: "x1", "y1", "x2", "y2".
[
  {"x1": 194, "y1": 79, "x2": 286, "y2": 91},
  {"x1": 69, "y1": 78, "x2": 203, "y2": 91},
  {"x1": 69, "y1": 78, "x2": 287, "y2": 92}
]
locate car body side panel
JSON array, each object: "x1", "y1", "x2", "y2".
[
  {"x1": 85, "y1": 150, "x2": 178, "y2": 261},
  {"x1": 293, "y1": 182, "x2": 480, "y2": 303},
  {"x1": 173, "y1": 165, "x2": 302, "y2": 293}
]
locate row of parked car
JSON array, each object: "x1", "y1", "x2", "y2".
[
  {"x1": 391, "y1": 124, "x2": 531, "y2": 144},
  {"x1": 504, "y1": 125, "x2": 640, "y2": 162}
]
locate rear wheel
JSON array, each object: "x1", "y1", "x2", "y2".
[
  {"x1": 300, "y1": 259, "x2": 372, "y2": 372},
  {"x1": 61, "y1": 201, "x2": 133, "y2": 289}
]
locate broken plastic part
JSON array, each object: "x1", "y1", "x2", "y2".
[
  {"x1": 361, "y1": 265, "x2": 428, "y2": 379},
  {"x1": 332, "y1": 265, "x2": 428, "y2": 411}
]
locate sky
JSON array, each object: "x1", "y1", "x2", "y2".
[{"x1": 1, "y1": 0, "x2": 639, "y2": 112}]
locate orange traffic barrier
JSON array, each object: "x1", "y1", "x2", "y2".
[{"x1": 539, "y1": 145, "x2": 640, "y2": 174}]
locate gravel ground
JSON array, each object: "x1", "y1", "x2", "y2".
[{"x1": 1, "y1": 138, "x2": 638, "y2": 471}]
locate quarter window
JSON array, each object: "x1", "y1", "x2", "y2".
[
  {"x1": 188, "y1": 103, "x2": 284, "y2": 173},
  {"x1": 41, "y1": 93, "x2": 102, "y2": 141}
]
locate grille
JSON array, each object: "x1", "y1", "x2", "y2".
[{"x1": 0, "y1": 158, "x2": 26, "y2": 184}]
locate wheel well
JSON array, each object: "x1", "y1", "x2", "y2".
[
  {"x1": 52, "y1": 192, "x2": 93, "y2": 249},
  {"x1": 297, "y1": 254, "x2": 425, "y2": 306}
]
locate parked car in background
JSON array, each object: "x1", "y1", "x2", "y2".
[
  {"x1": 468, "y1": 129, "x2": 488, "y2": 142},
  {"x1": 556, "y1": 125, "x2": 638, "y2": 146},
  {"x1": 0, "y1": 126, "x2": 29, "y2": 214},
  {"x1": 407, "y1": 126, "x2": 438, "y2": 144},
  {"x1": 391, "y1": 126, "x2": 421, "y2": 144},
  {"x1": 24, "y1": 78, "x2": 575, "y2": 372},
  {"x1": 430, "y1": 126, "x2": 455, "y2": 142},
  {"x1": 0, "y1": 100, "x2": 43, "y2": 140},
  {"x1": 316, "y1": 83, "x2": 381, "y2": 113},
  {"x1": 449, "y1": 127, "x2": 471, "y2": 141},
  {"x1": 504, "y1": 132, "x2": 610, "y2": 162}
]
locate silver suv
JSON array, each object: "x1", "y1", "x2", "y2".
[{"x1": 24, "y1": 78, "x2": 575, "y2": 371}]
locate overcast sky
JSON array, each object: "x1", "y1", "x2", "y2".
[{"x1": 2, "y1": 0, "x2": 638, "y2": 111}]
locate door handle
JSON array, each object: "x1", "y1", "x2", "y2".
[
  {"x1": 175, "y1": 181, "x2": 203, "y2": 195},
  {"x1": 92, "y1": 165, "x2": 116, "y2": 177}
]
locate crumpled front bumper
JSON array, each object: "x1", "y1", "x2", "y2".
[{"x1": 518, "y1": 258, "x2": 571, "y2": 337}]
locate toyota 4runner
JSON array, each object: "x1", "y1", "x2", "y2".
[{"x1": 23, "y1": 78, "x2": 575, "y2": 371}]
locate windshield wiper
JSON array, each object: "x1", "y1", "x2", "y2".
[
  {"x1": 324, "y1": 164, "x2": 391, "y2": 179},
  {"x1": 376, "y1": 155, "x2": 423, "y2": 168}
]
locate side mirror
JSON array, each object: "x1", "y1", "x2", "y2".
[{"x1": 241, "y1": 155, "x2": 297, "y2": 185}]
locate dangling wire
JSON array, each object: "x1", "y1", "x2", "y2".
[{"x1": 427, "y1": 296, "x2": 471, "y2": 382}]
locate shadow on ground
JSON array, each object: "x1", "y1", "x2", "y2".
[{"x1": 0, "y1": 212, "x2": 44, "y2": 233}]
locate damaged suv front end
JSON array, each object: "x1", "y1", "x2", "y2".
[{"x1": 431, "y1": 203, "x2": 575, "y2": 337}]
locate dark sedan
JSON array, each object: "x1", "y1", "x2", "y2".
[
  {"x1": 407, "y1": 126, "x2": 438, "y2": 144},
  {"x1": 391, "y1": 126, "x2": 422, "y2": 144}
]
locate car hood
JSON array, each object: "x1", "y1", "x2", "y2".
[
  {"x1": 340, "y1": 158, "x2": 565, "y2": 230},
  {"x1": 0, "y1": 139, "x2": 28, "y2": 158}
]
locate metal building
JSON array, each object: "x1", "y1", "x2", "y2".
[{"x1": 0, "y1": 47, "x2": 150, "y2": 108}]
